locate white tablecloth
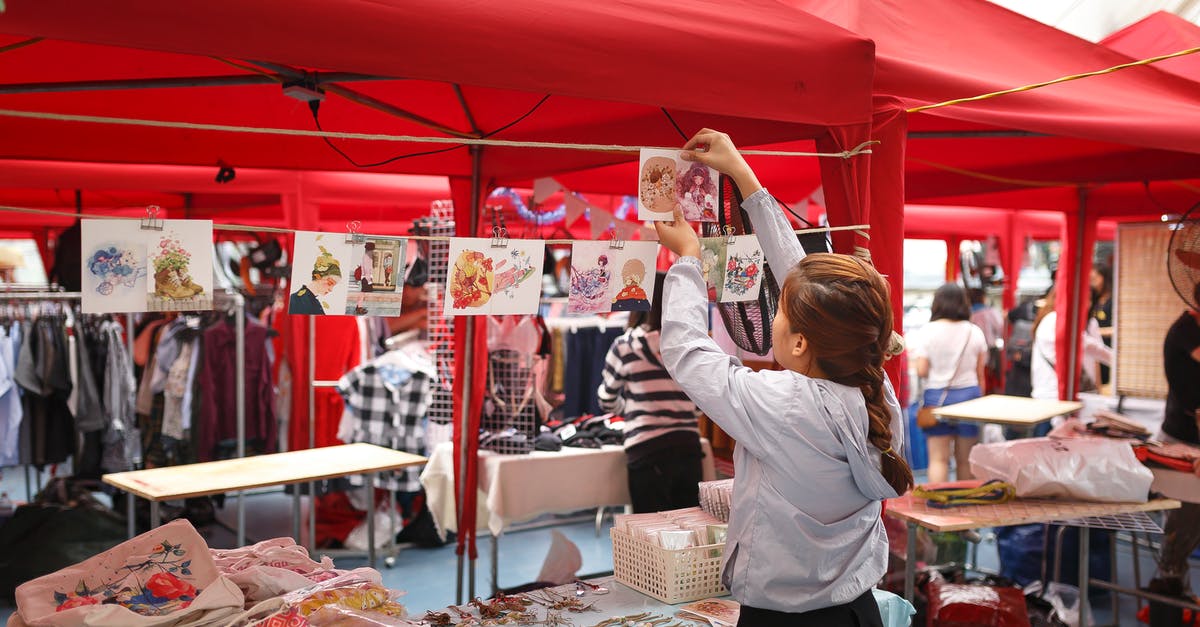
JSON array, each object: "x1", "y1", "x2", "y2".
[{"x1": 421, "y1": 440, "x2": 716, "y2": 536}]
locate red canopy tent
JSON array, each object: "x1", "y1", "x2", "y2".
[{"x1": 0, "y1": 0, "x2": 879, "y2": 600}]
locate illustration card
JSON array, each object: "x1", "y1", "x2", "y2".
[
  {"x1": 568, "y1": 241, "x2": 660, "y2": 315},
  {"x1": 678, "y1": 598, "x2": 740, "y2": 627},
  {"x1": 637, "y1": 148, "x2": 718, "y2": 222},
  {"x1": 721, "y1": 235, "x2": 764, "y2": 303},
  {"x1": 146, "y1": 220, "x2": 214, "y2": 312},
  {"x1": 345, "y1": 236, "x2": 408, "y2": 316},
  {"x1": 699, "y1": 237, "x2": 728, "y2": 301},
  {"x1": 81, "y1": 220, "x2": 149, "y2": 314},
  {"x1": 444, "y1": 238, "x2": 545, "y2": 316},
  {"x1": 288, "y1": 231, "x2": 354, "y2": 316}
]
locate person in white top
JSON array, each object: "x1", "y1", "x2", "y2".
[
  {"x1": 655, "y1": 129, "x2": 910, "y2": 626},
  {"x1": 1029, "y1": 288, "x2": 1112, "y2": 401},
  {"x1": 910, "y1": 283, "x2": 988, "y2": 483}
]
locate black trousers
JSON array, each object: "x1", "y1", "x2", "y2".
[
  {"x1": 626, "y1": 447, "x2": 702, "y2": 514},
  {"x1": 737, "y1": 589, "x2": 884, "y2": 627}
]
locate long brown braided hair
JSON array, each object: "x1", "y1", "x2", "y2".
[{"x1": 780, "y1": 253, "x2": 914, "y2": 495}]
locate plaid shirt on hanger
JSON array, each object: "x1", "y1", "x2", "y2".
[{"x1": 337, "y1": 363, "x2": 432, "y2": 492}]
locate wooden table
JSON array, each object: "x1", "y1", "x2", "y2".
[
  {"x1": 934, "y1": 394, "x2": 1083, "y2": 435},
  {"x1": 103, "y1": 443, "x2": 427, "y2": 567},
  {"x1": 887, "y1": 483, "x2": 1180, "y2": 626}
]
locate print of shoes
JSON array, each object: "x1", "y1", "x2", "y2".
[
  {"x1": 154, "y1": 269, "x2": 195, "y2": 299},
  {"x1": 174, "y1": 270, "x2": 204, "y2": 296},
  {"x1": 354, "y1": 306, "x2": 369, "y2": 315}
]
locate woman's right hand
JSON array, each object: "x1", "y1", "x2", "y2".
[{"x1": 680, "y1": 129, "x2": 762, "y2": 197}]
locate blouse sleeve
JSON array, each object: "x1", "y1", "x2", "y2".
[{"x1": 740, "y1": 187, "x2": 806, "y2": 279}]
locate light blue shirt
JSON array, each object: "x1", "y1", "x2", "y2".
[{"x1": 660, "y1": 188, "x2": 904, "y2": 613}]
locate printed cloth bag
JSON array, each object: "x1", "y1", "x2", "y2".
[
  {"x1": 11, "y1": 519, "x2": 244, "y2": 627},
  {"x1": 211, "y1": 537, "x2": 344, "y2": 605}
]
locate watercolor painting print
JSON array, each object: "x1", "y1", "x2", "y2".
[
  {"x1": 721, "y1": 235, "x2": 764, "y2": 303},
  {"x1": 637, "y1": 148, "x2": 718, "y2": 222},
  {"x1": 444, "y1": 237, "x2": 545, "y2": 316},
  {"x1": 567, "y1": 241, "x2": 613, "y2": 315},
  {"x1": 81, "y1": 220, "x2": 148, "y2": 314},
  {"x1": 146, "y1": 220, "x2": 214, "y2": 312},
  {"x1": 288, "y1": 231, "x2": 353, "y2": 316},
  {"x1": 699, "y1": 237, "x2": 727, "y2": 302},
  {"x1": 345, "y1": 236, "x2": 408, "y2": 316},
  {"x1": 608, "y1": 241, "x2": 658, "y2": 312}
]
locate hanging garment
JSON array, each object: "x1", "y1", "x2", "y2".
[
  {"x1": 0, "y1": 325, "x2": 23, "y2": 467},
  {"x1": 15, "y1": 319, "x2": 74, "y2": 467},
  {"x1": 336, "y1": 351, "x2": 434, "y2": 492},
  {"x1": 197, "y1": 317, "x2": 276, "y2": 462},
  {"x1": 561, "y1": 324, "x2": 624, "y2": 419},
  {"x1": 100, "y1": 319, "x2": 139, "y2": 473}
]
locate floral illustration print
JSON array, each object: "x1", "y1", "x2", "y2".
[
  {"x1": 724, "y1": 250, "x2": 762, "y2": 297},
  {"x1": 151, "y1": 232, "x2": 204, "y2": 300},
  {"x1": 53, "y1": 540, "x2": 200, "y2": 616}
]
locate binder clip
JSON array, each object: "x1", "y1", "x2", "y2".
[
  {"x1": 723, "y1": 225, "x2": 737, "y2": 245},
  {"x1": 140, "y1": 205, "x2": 164, "y2": 231},
  {"x1": 607, "y1": 227, "x2": 626, "y2": 250},
  {"x1": 345, "y1": 220, "x2": 365, "y2": 245},
  {"x1": 490, "y1": 225, "x2": 510, "y2": 249}
]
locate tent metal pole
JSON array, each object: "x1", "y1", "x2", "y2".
[
  {"x1": 457, "y1": 144, "x2": 484, "y2": 605},
  {"x1": 233, "y1": 291, "x2": 247, "y2": 547},
  {"x1": 308, "y1": 315, "x2": 317, "y2": 552},
  {"x1": 0, "y1": 73, "x2": 387, "y2": 95},
  {"x1": 1066, "y1": 187, "x2": 1088, "y2": 399}
]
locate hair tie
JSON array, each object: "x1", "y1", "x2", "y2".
[{"x1": 881, "y1": 447, "x2": 894, "y2": 457}]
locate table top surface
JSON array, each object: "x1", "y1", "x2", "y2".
[
  {"x1": 886, "y1": 482, "x2": 1180, "y2": 532},
  {"x1": 933, "y1": 394, "x2": 1084, "y2": 425},
  {"x1": 102, "y1": 443, "x2": 426, "y2": 501}
]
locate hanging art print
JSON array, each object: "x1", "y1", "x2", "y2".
[
  {"x1": 345, "y1": 236, "x2": 408, "y2": 316},
  {"x1": 637, "y1": 148, "x2": 718, "y2": 222},
  {"x1": 721, "y1": 235, "x2": 765, "y2": 303},
  {"x1": 288, "y1": 231, "x2": 353, "y2": 316},
  {"x1": 81, "y1": 220, "x2": 148, "y2": 314},
  {"x1": 699, "y1": 237, "x2": 728, "y2": 301},
  {"x1": 146, "y1": 220, "x2": 214, "y2": 312},
  {"x1": 568, "y1": 241, "x2": 659, "y2": 314},
  {"x1": 443, "y1": 237, "x2": 545, "y2": 316}
]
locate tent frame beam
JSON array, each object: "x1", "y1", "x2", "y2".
[
  {"x1": 908, "y1": 130, "x2": 1049, "y2": 139},
  {"x1": 0, "y1": 73, "x2": 389, "y2": 94}
]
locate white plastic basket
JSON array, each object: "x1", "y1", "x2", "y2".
[{"x1": 610, "y1": 527, "x2": 727, "y2": 604}]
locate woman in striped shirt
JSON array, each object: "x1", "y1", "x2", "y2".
[{"x1": 596, "y1": 271, "x2": 703, "y2": 513}]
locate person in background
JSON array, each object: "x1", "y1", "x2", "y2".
[
  {"x1": 596, "y1": 271, "x2": 702, "y2": 514},
  {"x1": 1030, "y1": 288, "x2": 1111, "y2": 402},
  {"x1": 969, "y1": 287, "x2": 1004, "y2": 394},
  {"x1": 655, "y1": 129, "x2": 910, "y2": 626},
  {"x1": 911, "y1": 283, "x2": 988, "y2": 483},
  {"x1": 1146, "y1": 281, "x2": 1200, "y2": 625},
  {"x1": 1089, "y1": 262, "x2": 1114, "y2": 385}
]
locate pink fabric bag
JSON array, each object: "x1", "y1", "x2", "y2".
[{"x1": 12, "y1": 519, "x2": 244, "y2": 627}]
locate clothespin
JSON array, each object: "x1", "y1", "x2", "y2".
[
  {"x1": 345, "y1": 220, "x2": 365, "y2": 245},
  {"x1": 140, "y1": 205, "x2": 164, "y2": 231},
  {"x1": 607, "y1": 227, "x2": 625, "y2": 250},
  {"x1": 723, "y1": 225, "x2": 737, "y2": 245}
]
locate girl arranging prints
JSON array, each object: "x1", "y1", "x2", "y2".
[{"x1": 654, "y1": 129, "x2": 911, "y2": 627}]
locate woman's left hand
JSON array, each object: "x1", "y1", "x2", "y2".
[{"x1": 654, "y1": 206, "x2": 700, "y2": 259}]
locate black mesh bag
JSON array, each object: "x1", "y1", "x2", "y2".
[{"x1": 704, "y1": 176, "x2": 831, "y2": 356}]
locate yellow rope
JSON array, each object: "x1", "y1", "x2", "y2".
[
  {"x1": 913, "y1": 481, "x2": 1016, "y2": 507},
  {"x1": 907, "y1": 46, "x2": 1200, "y2": 114},
  {"x1": 906, "y1": 157, "x2": 1090, "y2": 189}
]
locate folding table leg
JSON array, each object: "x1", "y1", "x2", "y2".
[
  {"x1": 1079, "y1": 527, "x2": 1091, "y2": 627},
  {"x1": 491, "y1": 534, "x2": 500, "y2": 595},
  {"x1": 150, "y1": 501, "x2": 160, "y2": 528},
  {"x1": 366, "y1": 472, "x2": 376, "y2": 569},
  {"x1": 1131, "y1": 532, "x2": 1144, "y2": 614},
  {"x1": 126, "y1": 491, "x2": 136, "y2": 539},
  {"x1": 904, "y1": 521, "x2": 917, "y2": 602},
  {"x1": 292, "y1": 487, "x2": 301, "y2": 546}
]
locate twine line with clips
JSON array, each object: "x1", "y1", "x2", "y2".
[
  {"x1": 140, "y1": 205, "x2": 164, "y2": 231},
  {"x1": 606, "y1": 227, "x2": 626, "y2": 250},
  {"x1": 344, "y1": 220, "x2": 365, "y2": 245}
]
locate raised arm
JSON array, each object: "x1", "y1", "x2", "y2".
[{"x1": 680, "y1": 129, "x2": 806, "y2": 275}]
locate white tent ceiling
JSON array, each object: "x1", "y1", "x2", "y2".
[{"x1": 991, "y1": 0, "x2": 1200, "y2": 42}]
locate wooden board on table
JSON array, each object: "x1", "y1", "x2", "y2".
[
  {"x1": 886, "y1": 489, "x2": 1180, "y2": 533},
  {"x1": 102, "y1": 443, "x2": 426, "y2": 501},
  {"x1": 933, "y1": 394, "x2": 1083, "y2": 426}
]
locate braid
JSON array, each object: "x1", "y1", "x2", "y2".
[{"x1": 859, "y1": 362, "x2": 913, "y2": 496}]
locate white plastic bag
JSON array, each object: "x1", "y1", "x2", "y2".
[
  {"x1": 345, "y1": 508, "x2": 401, "y2": 552},
  {"x1": 968, "y1": 437, "x2": 1153, "y2": 503},
  {"x1": 1024, "y1": 581, "x2": 1093, "y2": 627}
]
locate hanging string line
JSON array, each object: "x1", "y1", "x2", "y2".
[
  {"x1": 0, "y1": 203, "x2": 869, "y2": 244},
  {"x1": 907, "y1": 46, "x2": 1200, "y2": 114},
  {"x1": 0, "y1": 37, "x2": 43, "y2": 55},
  {"x1": 907, "y1": 157, "x2": 1090, "y2": 188},
  {"x1": 0, "y1": 107, "x2": 875, "y2": 158}
]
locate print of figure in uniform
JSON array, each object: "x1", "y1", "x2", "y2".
[{"x1": 290, "y1": 246, "x2": 342, "y2": 315}]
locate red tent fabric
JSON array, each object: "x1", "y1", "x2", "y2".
[{"x1": 1103, "y1": 11, "x2": 1200, "y2": 83}]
